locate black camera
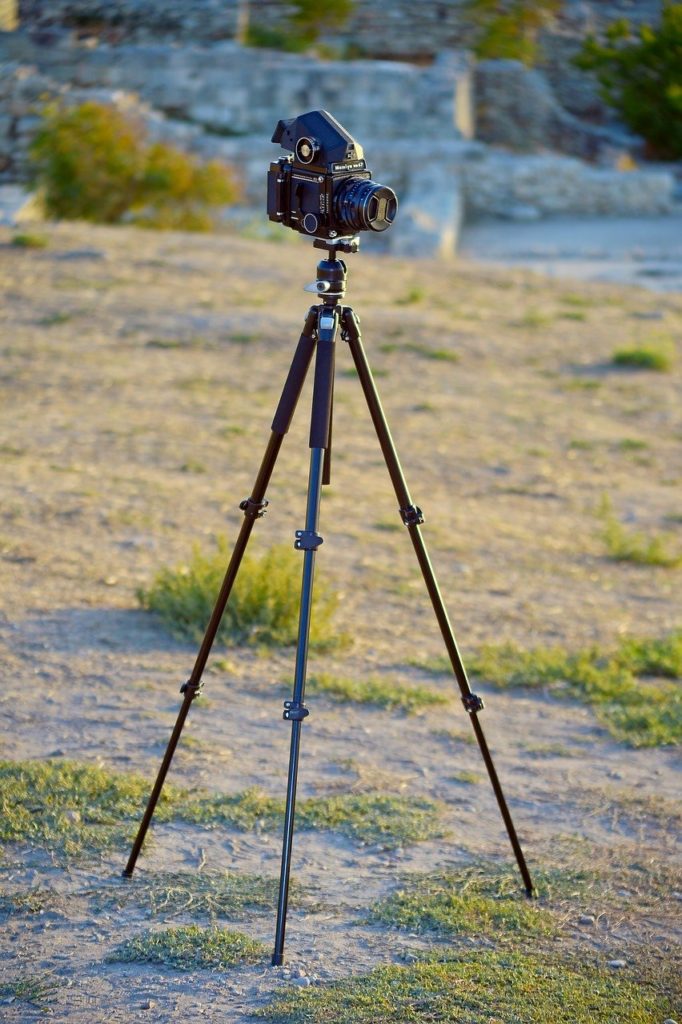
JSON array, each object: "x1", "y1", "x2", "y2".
[{"x1": 267, "y1": 109, "x2": 398, "y2": 241}]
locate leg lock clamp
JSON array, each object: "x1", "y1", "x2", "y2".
[
  {"x1": 400, "y1": 505, "x2": 424, "y2": 527},
  {"x1": 180, "y1": 679, "x2": 204, "y2": 700},
  {"x1": 294, "y1": 530, "x2": 323, "y2": 551},
  {"x1": 283, "y1": 700, "x2": 309, "y2": 722},
  {"x1": 462, "y1": 693, "x2": 485, "y2": 714},
  {"x1": 240, "y1": 497, "x2": 269, "y2": 519}
]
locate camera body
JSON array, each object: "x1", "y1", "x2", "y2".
[{"x1": 267, "y1": 109, "x2": 397, "y2": 241}]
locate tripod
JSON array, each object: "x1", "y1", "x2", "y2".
[{"x1": 123, "y1": 236, "x2": 534, "y2": 966}]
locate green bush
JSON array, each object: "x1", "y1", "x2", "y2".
[
  {"x1": 28, "y1": 101, "x2": 240, "y2": 228},
  {"x1": 246, "y1": 0, "x2": 354, "y2": 51},
  {"x1": 138, "y1": 539, "x2": 340, "y2": 648},
  {"x1": 575, "y1": 4, "x2": 682, "y2": 160},
  {"x1": 464, "y1": 0, "x2": 560, "y2": 65},
  {"x1": 611, "y1": 343, "x2": 674, "y2": 372}
]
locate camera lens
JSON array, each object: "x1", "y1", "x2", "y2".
[{"x1": 334, "y1": 177, "x2": 398, "y2": 233}]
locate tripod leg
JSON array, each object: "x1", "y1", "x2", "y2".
[
  {"x1": 272, "y1": 306, "x2": 338, "y2": 966},
  {"x1": 342, "y1": 308, "x2": 534, "y2": 897},
  {"x1": 123, "y1": 309, "x2": 319, "y2": 878}
]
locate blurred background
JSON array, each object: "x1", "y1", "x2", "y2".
[{"x1": 1, "y1": 1, "x2": 681, "y2": 285}]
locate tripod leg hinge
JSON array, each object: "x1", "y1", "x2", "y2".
[
  {"x1": 294, "y1": 530, "x2": 323, "y2": 551},
  {"x1": 180, "y1": 679, "x2": 204, "y2": 700},
  {"x1": 283, "y1": 700, "x2": 310, "y2": 722},
  {"x1": 400, "y1": 504, "x2": 424, "y2": 527},
  {"x1": 240, "y1": 497, "x2": 269, "y2": 519},
  {"x1": 462, "y1": 693, "x2": 485, "y2": 714}
]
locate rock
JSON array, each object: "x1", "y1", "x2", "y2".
[
  {"x1": 607, "y1": 960, "x2": 627, "y2": 969},
  {"x1": 578, "y1": 914, "x2": 595, "y2": 927},
  {"x1": 291, "y1": 976, "x2": 311, "y2": 988},
  {"x1": 474, "y1": 58, "x2": 642, "y2": 163},
  {"x1": 0, "y1": 185, "x2": 43, "y2": 227},
  {"x1": 492, "y1": 203, "x2": 542, "y2": 222}
]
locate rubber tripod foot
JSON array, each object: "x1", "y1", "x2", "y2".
[
  {"x1": 122, "y1": 869, "x2": 133, "y2": 879},
  {"x1": 272, "y1": 953, "x2": 284, "y2": 967}
]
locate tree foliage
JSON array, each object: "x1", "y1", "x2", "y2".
[{"x1": 575, "y1": 3, "x2": 682, "y2": 160}]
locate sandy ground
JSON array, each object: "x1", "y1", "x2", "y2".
[{"x1": 0, "y1": 222, "x2": 680, "y2": 1022}]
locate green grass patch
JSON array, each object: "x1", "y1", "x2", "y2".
[
  {"x1": 562, "y1": 376, "x2": 602, "y2": 391},
  {"x1": 38, "y1": 310, "x2": 74, "y2": 326},
  {"x1": 616, "y1": 438, "x2": 648, "y2": 452},
  {"x1": 96, "y1": 870, "x2": 310, "y2": 919},
  {"x1": 515, "y1": 308, "x2": 552, "y2": 329},
  {"x1": 380, "y1": 341, "x2": 458, "y2": 362},
  {"x1": 395, "y1": 286, "x2": 425, "y2": 305},
  {"x1": 367, "y1": 865, "x2": 554, "y2": 938},
  {"x1": 138, "y1": 539, "x2": 341, "y2": 648},
  {"x1": 611, "y1": 344, "x2": 674, "y2": 372},
  {"x1": 408, "y1": 655, "x2": 451, "y2": 676},
  {"x1": 0, "y1": 972, "x2": 60, "y2": 1006},
  {"x1": 0, "y1": 886, "x2": 64, "y2": 917},
  {"x1": 449, "y1": 769, "x2": 483, "y2": 784},
  {"x1": 111, "y1": 925, "x2": 266, "y2": 970},
  {"x1": 306, "y1": 672, "x2": 448, "y2": 715},
  {"x1": 295, "y1": 793, "x2": 444, "y2": 847},
  {"x1": 11, "y1": 232, "x2": 49, "y2": 249},
  {"x1": 559, "y1": 310, "x2": 587, "y2": 321},
  {"x1": 373, "y1": 518, "x2": 401, "y2": 532},
  {"x1": 260, "y1": 948, "x2": 671, "y2": 1023},
  {"x1": 598, "y1": 497, "x2": 681, "y2": 567},
  {"x1": 0, "y1": 760, "x2": 444, "y2": 857},
  {"x1": 470, "y1": 631, "x2": 682, "y2": 747},
  {"x1": 0, "y1": 758, "x2": 162, "y2": 857}
]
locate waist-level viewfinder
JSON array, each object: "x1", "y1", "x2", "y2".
[{"x1": 267, "y1": 109, "x2": 398, "y2": 240}]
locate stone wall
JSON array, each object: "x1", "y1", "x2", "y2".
[
  {"x1": 17, "y1": 0, "x2": 663, "y2": 56},
  {"x1": 0, "y1": 43, "x2": 674, "y2": 250},
  {"x1": 0, "y1": 35, "x2": 474, "y2": 142},
  {"x1": 474, "y1": 59, "x2": 641, "y2": 161}
]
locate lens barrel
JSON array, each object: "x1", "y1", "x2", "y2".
[{"x1": 334, "y1": 177, "x2": 398, "y2": 233}]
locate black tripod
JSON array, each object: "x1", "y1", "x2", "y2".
[{"x1": 123, "y1": 236, "x2": 534, "y2": 965}]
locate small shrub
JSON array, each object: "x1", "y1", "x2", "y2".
[
  {"x1": 138, "y1": 539, "x2": 340, "y2": 648},
  {"x1": 611, "y1": 344, "x2": 674, "y2": 371},
  {"x1": 575, "y1": 5, "x2": 682, "y2": 160},
  {"x1": 464, "y1": 0, "x2": 561, "y2": 65},
  {"x1": 246, "y1": 0, "x2": 355, "y2": 51},
  {"x1": 29, "y1": 101, "x2": 240, "y2": 229}
]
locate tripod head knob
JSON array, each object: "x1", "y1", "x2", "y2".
[{"x1": 304, "y1": 280, "x2": 332, "y2": 294}]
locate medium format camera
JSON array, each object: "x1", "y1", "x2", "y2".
[{"x1": 267, "y1": 109, "x2": 398, "y2": 241}]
